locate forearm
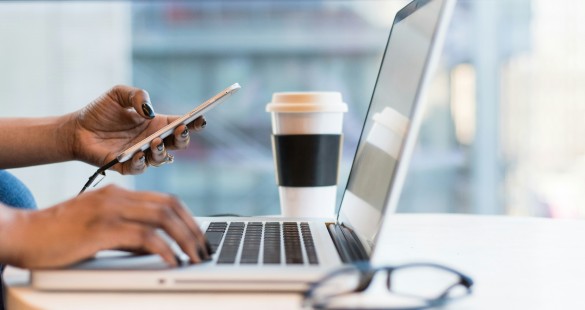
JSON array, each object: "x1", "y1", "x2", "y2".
[
  {"x1": 0, "y1": 204, "x2": 25, "y2": 266},
  {"x1": 0, "y1": 114, "x2": 76, "y2": 168},
  {"x1": 0, "y1": 205, "x2": 54, "y2": 268}
]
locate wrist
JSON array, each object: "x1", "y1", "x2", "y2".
[
  {"x1": 0, "y1": 114, "x2": 79, "y2": 168},
  {"x1": 58, "y1": 112, "x2": 80, "y2": 162}
]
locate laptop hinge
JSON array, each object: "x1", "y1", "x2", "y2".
[{"x1": 326, "y1": 223, "x2": 369, "y2": 263}]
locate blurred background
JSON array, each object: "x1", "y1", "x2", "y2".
[{"x1": 1, "y1": 0, "x2": 584, "y2": 218}]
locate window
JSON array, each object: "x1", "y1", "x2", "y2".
[{"x1": 3, "y1": 0, "x2": 584, "y2": 219}]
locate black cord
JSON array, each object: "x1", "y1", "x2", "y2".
[{"x1": 78, "y1": 158, "x2": 119, "y2": 195}]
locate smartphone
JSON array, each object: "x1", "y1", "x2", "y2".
[{"x1": 116, "y1": 83, "x2": 241, "y2": 163}]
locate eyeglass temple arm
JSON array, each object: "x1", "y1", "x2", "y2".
[{"x1": 78, "y1": 158, "x2": 119, "y2": 195}]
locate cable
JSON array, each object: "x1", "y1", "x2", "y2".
[{"x1": 78, "y1": 158, "x2": 119, "y2": 195}]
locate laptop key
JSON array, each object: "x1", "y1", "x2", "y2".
[
  {"x1": 205, "y1": 222, "x2": 228, "y2": 254},
  {"x1": 205, "y1": 231, "x2": 225, "y2": 254},
  {"x1": 284, "y1": 222, "x2": 303, "y2": 265},
  {"x1": 217, "y1": 223, "x2": 245, "y2": 264},
  {"x1": 301, "y1": 223, "x2": 319, "y2": 265},
  {"x1": 241, "y1": 223, "x2": 262, "y2": 264},
  {"x1": 263, "y1": 222, "x2": 281, "y2": 264}
]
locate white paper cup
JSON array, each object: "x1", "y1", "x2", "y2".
[{"x1": 267, "y1": 92, "x2": 348, "y2": 218}]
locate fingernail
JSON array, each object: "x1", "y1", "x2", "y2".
[
  {"x1": 139, "y1": 155, "x2": 145, "y2": 164},
  {"x1": 205, "y1": 239, "x2": 213, "y2": 254},
  {"x1": 198, "y1": 247, "x2": 211, "y2": 261},
  {"x1": 181, "y1": 129, "x2": 189, "y2": 138},
  {"x1": 157, "y1": 143, "x2": 164, "y2": 152},
  {"x1": 141, "y1": 101, "x2": 155, "y2": 119},
  {"x1": 201, "y1": 120, "x2": 207, "y2": 128}
]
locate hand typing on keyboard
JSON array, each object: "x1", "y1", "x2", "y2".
[
  {"x1": 157, "y1": 229, "x2": 212, "y2": 266},
  {"x1": 0, "y1": 185, "x2": 211, "y2": 269}
]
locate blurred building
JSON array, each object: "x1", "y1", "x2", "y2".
[
  {"x1": 3, "y1": 0, "x2": 585, "y2": 220},
  {"x1": 130, "y1": 2, "x2": 397, "y2": 215},
  {"x1": 0, "y1": 3, "x2": 132, "y2": 207},
  {"x1": 130, "y1": 0, "x2": 534, "y2": 217}
]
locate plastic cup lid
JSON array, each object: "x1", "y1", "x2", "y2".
[
  {"x1": 372, "y1": 107, "x2": 409, "y2": 135},
  {"x1": 266, "y1": 92, "x2": 348, "y2": 113}
]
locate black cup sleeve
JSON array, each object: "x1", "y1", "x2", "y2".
[{"x1": 272, "y1": 134, "x2": 342, "y2": 187}]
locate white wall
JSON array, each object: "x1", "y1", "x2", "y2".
[{"x1": 0, "y1": 3, "x2": 133, "y2": 208}]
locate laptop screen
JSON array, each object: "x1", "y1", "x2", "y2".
[{"x1": 338, "y1": 0, "x2": 452, "y2": 250}]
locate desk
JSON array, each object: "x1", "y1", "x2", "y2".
[{"x1": 5, "y1": 214, "x2": 585, "y2": 309}]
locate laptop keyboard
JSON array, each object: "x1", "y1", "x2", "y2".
[{"x1": 205, "y1": 221, "x2": 319, "y2": 265}]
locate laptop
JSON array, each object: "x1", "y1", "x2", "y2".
[{"x1": 32, "y1": 0, "x2": 455, "y2": 292}]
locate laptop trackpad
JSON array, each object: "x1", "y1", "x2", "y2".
[{"x1": 68, "y1": 251, "x2": 171, "y2": 270}]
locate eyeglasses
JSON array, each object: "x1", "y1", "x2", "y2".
[{"x1": 303, "y1": 262, "x2": 474, "y2": 310}]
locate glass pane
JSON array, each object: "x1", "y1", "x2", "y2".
[
  {"x1": 3, "y1": 0, "x2": 585, "y2": 220},
  {"x1": 130, "y1": 1, "x2": 396, "y2": 216}
]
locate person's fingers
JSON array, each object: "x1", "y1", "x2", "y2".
[
  {"x1": 166, "y1": 124, "x2": 190, "y2": 151},
  {"x1": 110, "y1": 85, "x2": 155, "y2": 119},
  {"x1": 164, "y1": 115, "x2": 206, "y2": 132},
  {"x1": 111, "y1": 223, "x2": 177, "y2": 267},
  {"x1": 120, "y1": 151, "x2": 147, "y2": 175},
  {"x1": 189, "y1": 116, "x2": 207, "y2": 132},
  {"x1": 157, "y1": 196, "x2": 210, "y2": 260},
  {"x1": 170, "y1": 198, "x2": 210, "y2": 259},
  {"x1": 155, "y1": 205, "x2": 201, "y2": 264},
  {"x1": 148, "y1": 137, "x2": 168, "y2": 165},
  {"x1": 117, "y1": 192, "x2": 202, "y2": 263}
]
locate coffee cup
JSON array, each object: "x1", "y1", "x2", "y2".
[{"x1": 266, "y1": 92, "x2": 348, "y2": 218}]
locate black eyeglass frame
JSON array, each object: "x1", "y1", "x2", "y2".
[{"x1": 303, "y1": 262, "x2": 474, "y2": 310}]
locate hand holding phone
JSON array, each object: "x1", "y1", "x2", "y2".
[
  {"x1": 117, "y1": 83, "x2": 241, "y2": 163},
  {"x1": 79, "y1": 83, "x2": 241, "y2": 194}
]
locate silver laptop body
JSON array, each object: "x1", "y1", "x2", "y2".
[{"x1": 31, "y1": 0, "x2": 455, "y2": 292}]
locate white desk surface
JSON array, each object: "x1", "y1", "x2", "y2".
[{"x1": 5, "y1": 213, "x2": 585, "y2": 309}]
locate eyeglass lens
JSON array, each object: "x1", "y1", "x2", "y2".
[{"x1": 389, "y1": 266, "x2": 465, "y2": 299}]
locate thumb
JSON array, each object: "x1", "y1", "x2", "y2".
[{"x1": 110, "y1": 85, "x2": 155, "y2": 119}]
